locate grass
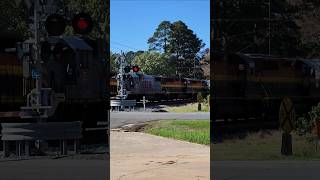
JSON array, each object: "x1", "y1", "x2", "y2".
[
  {"x1": 165, "y1": 103, "x2": 210, "y2": 113},
  {"x1": 143, "y1": 119, "x2": 210, "y2": 145},
  {"x1": 212, "y1": 130, "x2": 320, "y2": 160},
  {"x1": 142, "y1": 120, "x2": 320, "y2": 160}
]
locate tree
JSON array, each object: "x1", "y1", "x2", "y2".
[
  {"x1": 148, "y1": 20, "x2": 205, "y2": 78},
  {"x1": 0, "y1": 0, "x2": 29, "y2": 37},
  {"x1": 66, "y1": 0, "x2": 109, "y2": 39},
  {"x1": 147, "y1": 21, "x2": 171, "y2": 53},
  {"x1": 292, "y1": 0, "x2": 320, "y2": 58},
  {"x1": 110, "y1": 52, "x2": 120, "y2": 73},
  {"x1": 169, "y1": 21, "x2": 205, "y2": 71},
  {"x1": 199, "y1": 48, "x2": 210, "y2": 79},
  {"x1": 214, "y1": 0, "x2": 302, "y2": 57},
  {"x1": 123, "y1": 51, "x2": 137, "y2": 66},
  {"x1": 133, "y1": 51, "x2": 175, "y2": 76}
]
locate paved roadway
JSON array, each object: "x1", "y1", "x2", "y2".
[
  {"x1": 110, "y1": 112, "x2": 210, "y2": 128},
  {"x1": 0, "y1": 158, "x2": 109, "y2": 180},
  {"x1": 212, "y1": 161, "x2": 320, "y2": 180}
]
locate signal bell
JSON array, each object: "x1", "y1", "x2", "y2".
[{"x1": 72, "y1": 13, "x2": 93, "y2": 34}]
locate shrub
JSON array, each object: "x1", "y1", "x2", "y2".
[
  {"x1": 309, "y1": 102, "x2": 320, "y2": 124},
  {"x1": 295, "y1": 116, "x2": 312, "y2": 137}
]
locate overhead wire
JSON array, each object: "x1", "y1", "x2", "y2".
[{"x1": 110, "y1": 41, "x2": 141, "y2": 52}]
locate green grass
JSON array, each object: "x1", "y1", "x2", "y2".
[
  {"x1": 143, "y1": 120, "x2": 320, "y2": 160},
  {"x1": 143, "y1": 120, "x2": 210, "y2": 145},
  {"x1": 165, "y1": 103, "x2": 210, "y2": 113},
  {"x1": 212, "y1": 130, "x2": 320, "y2": 160}
]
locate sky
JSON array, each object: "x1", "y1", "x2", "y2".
[{"x1": 110, "y1": 0, "x2": 210, "y2": 53}]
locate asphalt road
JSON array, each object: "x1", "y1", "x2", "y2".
[
  {"x1": 0, "y1": 159, "x2": 109, "y2": 180},
  {"x1": 110, "y1": 112, "x2": 210, "y2": 128},
  {"x1": 212, "y1": 161, "x2": 320, "y2": 180}
]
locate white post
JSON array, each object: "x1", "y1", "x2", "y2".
[{"x1": 143, "y1": 96, "x2": 146, "y2": 111}]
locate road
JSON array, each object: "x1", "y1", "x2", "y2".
[
  {"x1": 0, "y1": 158, "x2": 109, "y2": 180},
  {"x1": 212, "y1": 161, "x2": 320, "y2": 180},
  {"x1": 110, "y1": 112, "x2": 210, "y2": 128}
]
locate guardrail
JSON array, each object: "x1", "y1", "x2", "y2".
[
  {"x1": 1, "y1": 122, "x2": 82, "y2": 157},
  {"x1": 110, "y1": 99, "x2": 136, "y2": 111}
]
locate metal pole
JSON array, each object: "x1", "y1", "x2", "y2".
[
  {"x1": 117, "y1": 53, "x2": 127, "y2": 100},
  {"x1": 268, "y1": 0, "x2": 271, "y2": 55},
  {"x1": 143, "y1": 96, "x2": 146, "y2": 111}
]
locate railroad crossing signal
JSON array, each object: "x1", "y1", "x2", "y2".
[
  {"x1": 45, "y1": 13, "x2": 93, "y2": 36},
  {"x1": 279, "y1": 97, "x2": 295, "y2": 133}
]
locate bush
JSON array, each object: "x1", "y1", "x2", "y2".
[
  {"x1": 295, "y1": 103, "x2": 320, "y2": 144},
  {"x1": 295, "y1": 116, "x2": 313, "y2": 137},
  {"x1": 309, "y1": 102, "x2": 320, "y2": 124}
]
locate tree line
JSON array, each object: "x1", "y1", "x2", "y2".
[
  {"x1": 111, "y1": 20, "x2": 209, "y2": 79},
  {"x1": 213, "y1": 0, "x2": 320, "y2": 58}
]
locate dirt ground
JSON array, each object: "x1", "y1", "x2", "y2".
[{"x1": 110, "y1": 131, "x2": 210, "y2": 180}]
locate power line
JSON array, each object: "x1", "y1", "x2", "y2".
[
  {"x1": 214, "y1": 28, "x2": 270, "y2": 40},
  {"x1": 110, "y1": 41, "x2": 141, "y2": 51},
  {"x1": 236, "y1": 32, "x2": 270, "y2": 53}
]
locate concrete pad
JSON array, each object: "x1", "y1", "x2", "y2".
[{"x1": 110, "y1": 131, "x2": 210, "y2": 180}]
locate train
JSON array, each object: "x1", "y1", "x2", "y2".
[
  {"x1": 212, "y1": 53, "x2": 320, "y2": 128},
  {"x1": 0, "y1": 33, "x2": 108, "y2": 129},
  {"x1": 110, "y1": 72, "x2": 210, "y2": 101},
  {"x1": 1, "y1": 31, "x2": 209, "y2": 132}
]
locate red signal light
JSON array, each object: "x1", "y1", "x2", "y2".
[
  {"x1": 132, "y1": 66, "x2": 140, "y2": 72},
  {"x1": 72, "y1": 13, "x2": 93, "y2": 34},
  {"x1": 77, "y1": 18, "x2": 88, "y2": 30}
]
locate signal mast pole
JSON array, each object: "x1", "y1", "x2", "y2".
[
  {"x1": 20, "y1": 0, "x2": 53, "y2": 120},
  {"x1": 116, "y1": 53, "x2": 127, "y2": 100},
  {"x1": 33, "y1": 0, "x2": 42, "y2": 116}
]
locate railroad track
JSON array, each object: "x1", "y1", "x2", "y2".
[{"x1": 135, "y1": 98, "x2": 197, "y2": 107}]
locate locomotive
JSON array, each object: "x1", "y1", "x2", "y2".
[
  {"x1": 0, "y1": 33, "x2": 108, "y2": 129},
  {"x1": 212, "y1": 53, "x2": 320, "y2": 128},
  {"x1": 0, "y1": 32, "x2": 24, "y2": 113},
  {"x1": 110, "y1": 71, "x2": 210, "y2": 101}
]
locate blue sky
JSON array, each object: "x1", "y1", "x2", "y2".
[{"x1": 110, "y1": 0, "x2": 210, "y2": 53}]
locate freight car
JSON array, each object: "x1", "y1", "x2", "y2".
[
  {"x1": 110, "y1": 72, "x2": 209, "y2": 101},
  {"x1": 212, "y1": 53, "x2": 320, "y2": 127}
]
